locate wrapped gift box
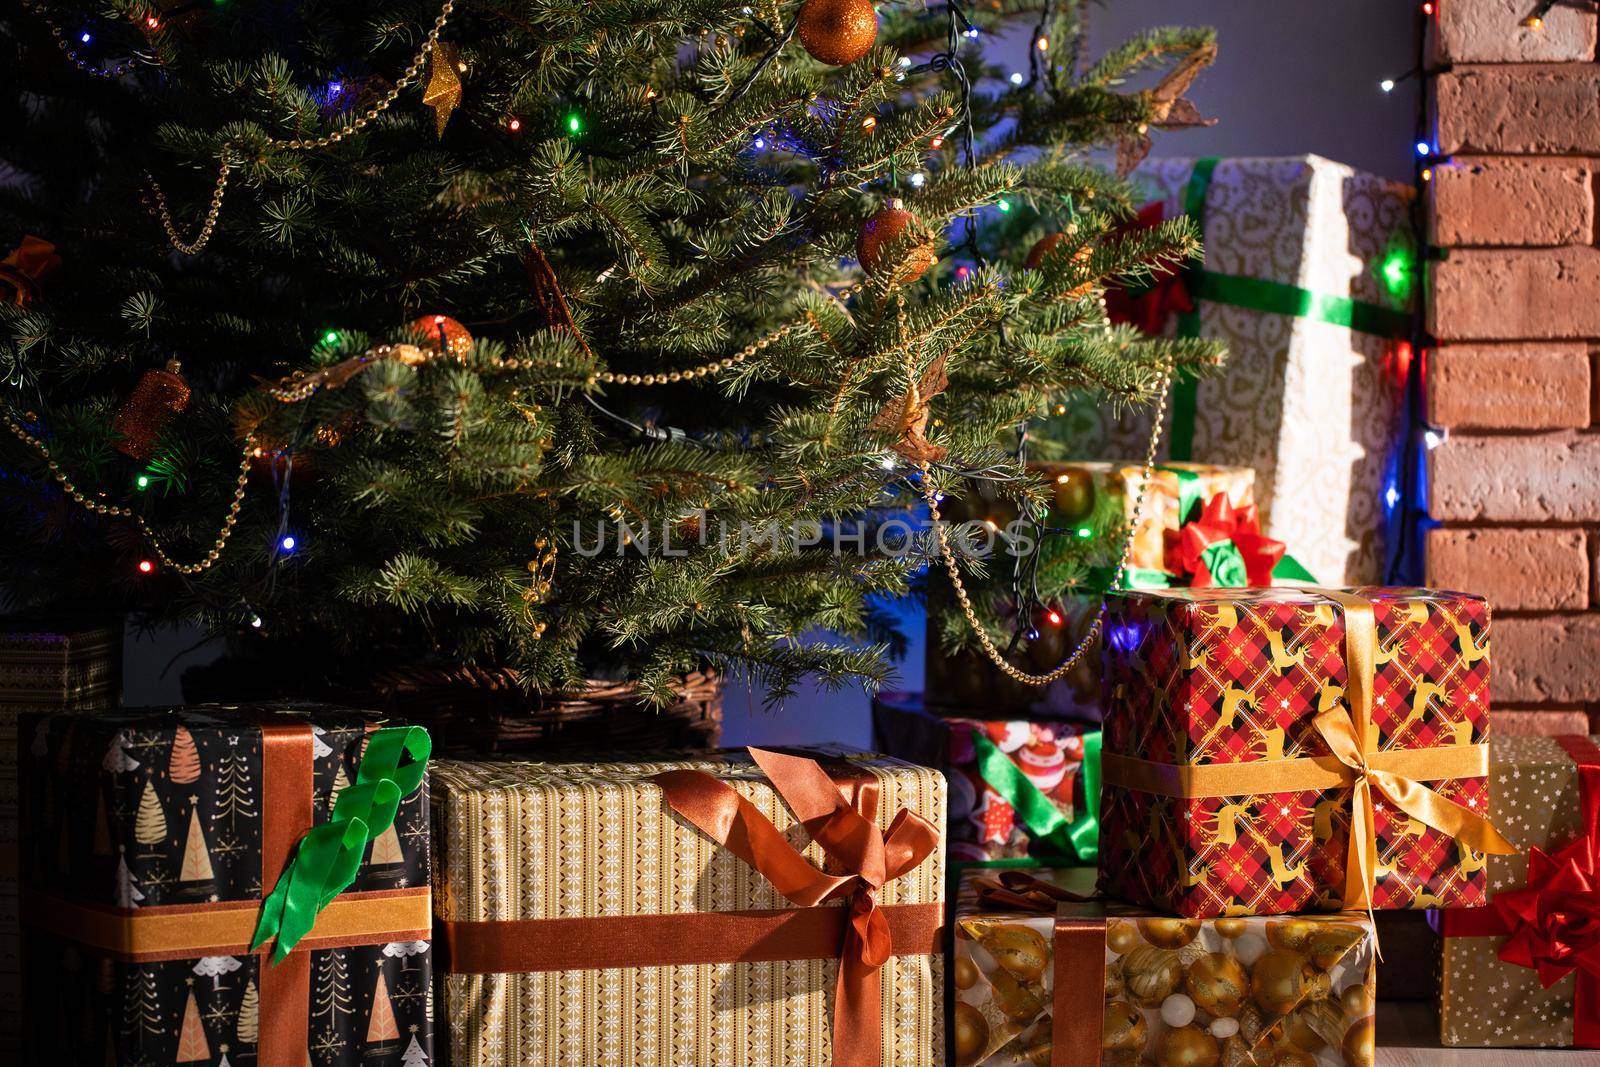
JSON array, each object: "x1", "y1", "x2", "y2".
[
  {"x1": 431, "y1": 747, "x2": 945, "y2": 1066},
  {"x1": 872, "y1": 692, "x2": 1097, "y2": 866},
  {"x1": 953, "y1": 867, "x2": 1376, "y2": 1067},
  {"x1": 1098, "y1": 586, "x2": 1513, "y2": 917},
  {"x1": 1438, "y1": 735, "x2": 1600, "y2": 1048},
  {"x1": 0, "y1": 616, "x2": 122, "y2": 1053},
  {"x1": 1065, "y1": 155, "x2": 1415, "y2": 585},
  {"x1": 18, "y1": 705, "x2": 432, "y2": 1065},
  {"x1": 928, "y1": 462, "x2": 1256, "y2": 717}
]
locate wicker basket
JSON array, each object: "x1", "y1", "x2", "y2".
[{"x1": 372, "y1": 665, "x2": 723, "y2": 758}]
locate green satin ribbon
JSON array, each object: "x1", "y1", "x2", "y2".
[
  {"x1": 251, "y1": 725, "x2": 431, "y2": 962},
  {"x1": 1272, "y1": 554, "x2": 1318, "y2": 583},
  {"x1": 1155, "y1": 464, "x2": 1203, "y2": 525},
  {"x1": 1198, "y1": 540, "x2": 1248, "y2": 587},
  {"x1": 1167, "y1": 157, "x2": 1411, "y2": 460},
  {"x1": 969, "y1": 729, "x2": 1101, "y2": 864}
]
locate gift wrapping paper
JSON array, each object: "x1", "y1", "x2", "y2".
[
  {"x1": 872, "y1": 692, "x2": 1090, "y2": 865},
  {"x1": 18, "y1": 705, "x2": 432, "y2": 1066},
  {"x1": 431, "y1": 749, "x2": 946, "y2": 1066},
  {"x1": 0, "y1": 617, "x2": 122, "y2": 1053},
  {"x1": 953, "y1": 868, "x2": 1377, "y2": 1067},
  {"x1": 1098, "y1": 586, "x2": 1497, "y2": 917},
  {"x1": 1439, "y1": 735, "x2": 1600, "y2": 1047},
  {"x1": 1062, "y1": 156, "x2": 1414, "y2": 584},
  {"x1": 928, "y1": 462, "x2": 1255, "y2": 718}
]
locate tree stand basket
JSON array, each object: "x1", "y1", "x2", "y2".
[{"x1": 373, "y1": 666, "x2": 723, "y2": 759}]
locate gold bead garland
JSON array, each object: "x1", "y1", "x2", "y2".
[
  {"x1": 2, "y1": 410, "x2": 255, "y2": 575},
  {"x1": 20, "y1": 0, "x2": 150, "y2": 79},
  {"x1": 911, "y1": 339, "x2": 1174, "y2": 687},
  {"x1": 147, "y1": 0, "x2": 457, "y2": 255}
]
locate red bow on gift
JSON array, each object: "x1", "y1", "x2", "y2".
[
  {"x1": 1165, "y1": 491, "x2": 1286, "y2": 587},
  {"x1": 1493, "y1": 754, "x2": 1600, "y2": 989},
  {"x1": 1104, "y1": 202, "x2": 1195, "y2": 335}
]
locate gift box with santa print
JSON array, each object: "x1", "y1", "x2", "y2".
[
  {"x1": 17, "y1": 705, "x2": 433, "y2": 1066},
  {"x1": 1097, "y1": 585, "x2": 1516, "y2": 919},
  {"x1": 872, "y1": 692, "x2": 1098, "y2": 866},
  {"x1": 951, "y1": 866, "x2": 1378, "y2": 1067},
  {"x1": 1060, "y1": 155, "x2": 1416, "y2": 585},
  {"x1": 1437, "y1": 735, "x2": 1600, "y2": 1048}
]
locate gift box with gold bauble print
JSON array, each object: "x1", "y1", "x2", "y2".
[
  {"x1": 952, "y1": 868, "x2": 1376, "y2": 1067},
  {"x1": 1097, "y1": 586, "x2": 1516, "y2": 918},
  {"x1": 431, "y1": 747, "x2": 945, "y2": 1067}
]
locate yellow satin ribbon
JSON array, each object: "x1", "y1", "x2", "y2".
[
  {"x1": 1310, "y1": 590, "x2": 1517, "y2": 914},
  {"x1": 1115, "y1": 588, "x2": 1517, "y2": 919}
]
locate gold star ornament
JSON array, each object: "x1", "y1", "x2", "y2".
[{"x1": 423, "y1": 41, "x2": 462, "y2": 139}]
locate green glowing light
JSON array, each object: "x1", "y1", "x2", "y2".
[
  {"x1": 997, "y1": 198, "x2": 1011, "y2": 212},
  {"x1": 322, "y1": 330, "x2": 338, "y2": 344},
  {"x1": 1377, "y1": 246, "x2": 1414, "y2": 301},
  {"x1": 135, "y1": 474, "x2": 150, "y2": 490},
  {"x1": 1076, "y1": 526, "x2": 1093, "y2": 539},
  {"x1": 565, "y1": 113, "x2": 583, "y2": 136}
]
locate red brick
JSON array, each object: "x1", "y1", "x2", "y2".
[
  {"x1": 1495, "y1": 709, "x2": 1594, "y2": 736},
  {"x1": 1427, "y1": 344, "x2": 1591, "y2": 429},
  {"x1": 1430, "y1": 249, "x2": 1600, "y2": 340},
  {"x1": 1429, "y1": 158, "x2": 1593, "y2": 246},
  {"x1": 1432, "y1": 0, "x2": 1597, "y2": 64},
  {"x1": 1496, "y1": 613, "x2": 1600, "y2": 703},
  {"x1": 1428, "y1": 432, "x2": 1600, "y2": 522},
  {"x1": 1426, "y1": 527, "x2": 1588, "y2": 609},
  {"x1": 1436, "y1": 68, "x2": 1600, "y2": 154}
]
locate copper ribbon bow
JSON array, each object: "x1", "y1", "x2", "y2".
[
  {"x1": 653, "y1": 747, "x2": 940, "y2": 1067},
  {"x1": 1306, "y1": 590, "x2": 1517, "y2": 920},
  {"x1": 0, "y1": 234, "x2": 61, "y2": 306}
]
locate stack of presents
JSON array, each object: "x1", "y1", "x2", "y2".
[{"x1": 7, "y1": 156, "x2": 1598, "y2": 1066}]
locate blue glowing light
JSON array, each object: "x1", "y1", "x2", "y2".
[
  {"x1": 1414, "y1": 140, "x2": 1431, "y2": 156},
  {"x1": 280, "y1": 535, "x2": 297, "y2": 551},
  {"x1": 80, "y1": 32, "x2": 92, "y2": 44}
]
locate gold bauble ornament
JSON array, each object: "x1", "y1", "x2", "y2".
[
  {"x1": 1286, "y1": 998, "x2": 1347, "y2": 1051},
  {"x1": 953, "y1": 955, "x2": 981, "y2": 990},
  {"x1": 1048, "y1": 466, "x2": 1096, "y2": 523},
  {"x1": 990, "y1": 966, "x2": 1045, "y2": 1020},
  {"x1": 1102, "y1": 1001, "x2": 1147, "y2": 1051},
  {"x1": 1105, "y1": 918, "x2": 1140, "y2": 954},
  {"x1": 986, "y1": 923, "x2": 1050, "y2": 981},
  {"x1": 1105, "y1": 960, "x2": 1126, "y2": 999},
  {"x1": 954, "y1": 1001, "x2": 988, "y2": 1066},
  {"x1": 857, "y1": 199, "x2": 937, "y2": 284},
  {"x1": 1341, "y1": 1016, "x2": 1376, "y2": 1067},
  {"x1": 1250, "y1": 951, "x2": 1312, "y2": 1016},
  {"x1": 797, "y1": 0, "x2": 878, "y2": 65},
  {"x1": 1156, "y1": 1024, "x2": 1220, "y2": 1067},
  {"x1": 1141, "y1": 918, "x2": 1201, "y2": 950},
  {"x1": 1123, "y1": 945, "x2": 1183, "y2": 1006},
  {"x1": 1306, "y1": 925, "x2": 1364, "y2": 970},
  {"x1": 1273, "y1": 1049, "x2": 1318, "y2": 1067},
  {"x1": 1213, "y1": 918, "x2": 1250, "y2": 939},
  {"x1": 407, "y1": 314, "x2": 474, "y2": 359},
  {"x1": 1339, "y1": 982, "x2": 1374, "y2": 1018},
  {"x1": 1184, "y1": 952, "x2": 1249, "y2": 1018},
  {"x1": 1103, "y1": 1052, "x2": 1142, "y2": 1067},
  {"x1": 1265, "y1": 920, "x2": 1317, "y2": 953}
]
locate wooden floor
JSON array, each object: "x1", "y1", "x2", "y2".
[{"x1": 1376, "y1": 1002, "x2": 1590, "y2": 1066}]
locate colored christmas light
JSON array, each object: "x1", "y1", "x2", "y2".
[
  {"x1": 79, "y1": 32, "x2": 92, "y2": 44},
  {"x1": 135, "y1": 474, "x2": 150, "y2": 490},
  {"x1": 1075, "y1": 527, "x2": 1092, "y2": 539},
  {"x1": 280, "y1": 535, "x2": 297, "y2": 551},
  {"x1": 996, "y1": 198, "x2": 1011, "y2": 212},
  {"x1": 565, "y1": 112, "x2": 583, "y2": 135},
  {"x1": 138, "y1": 559, "x2": 154, "y2": 573},
  {"x1": 1036, "y1": 36, "x2": 1050, "y2": 51},
  {"x1": 1379, "y1": 78, "x2": 1396, "y2": 93},
  {"x1": 1414, "y1": 141, "x2": 1431, "y2": 156},
  {"x1": 322, "y1": 330, "x2": 338, "y2": 344},
  {"x1": 1045, "y1": 609, "x2": 1063, "y2": 626},
  {"x1": 507, "y1": 116, "x2": 522, "y2": 132}
]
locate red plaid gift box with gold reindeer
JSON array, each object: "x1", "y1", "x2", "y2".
[{"x1": 1097, "y1": 587, "x2": 1516, "y2": 918}]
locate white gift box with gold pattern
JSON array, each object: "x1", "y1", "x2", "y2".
[{"x1": 431, "y1": 749, "x2": 946, "y2": 1066}]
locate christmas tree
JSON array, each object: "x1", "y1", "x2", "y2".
[{"x1": 1, "y1": 2, "x2": 1219, "y2": 703}]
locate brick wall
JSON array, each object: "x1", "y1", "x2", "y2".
[{"x1": 1424, "y1": 1, "x2": 1600, "y2": 736}]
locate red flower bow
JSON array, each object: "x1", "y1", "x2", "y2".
[
  {"x1": 1493, "y1": 759, "x2": 1600, "y2": 988},
  {"x1": 1104, "y1": 202, "x2": 1195, "y2": 335},
  {"x1": 1166, "y1": 492, "x2": 1286, "y2": 588}
]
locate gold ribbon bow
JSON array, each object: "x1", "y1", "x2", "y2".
[
  {"x1": 652, "y1": 747, "x2": 941, "y2": 1067},
  {"x1": 1310, "y1": 590, "x2": 1517, "y2": 919}
]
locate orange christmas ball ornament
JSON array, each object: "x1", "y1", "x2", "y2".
[
  {"x1": 112, "y1": 359, "x2": 191, "y2": 461},
  {"x1": 406, "y1": 314, "x2": 474, "y2": 359},
  {"x1": 857, "y1": 199, "x2": 937, "y2": 284},
  {"x1": 797, "y1": 0, "x2": 878, "y2": 65}
]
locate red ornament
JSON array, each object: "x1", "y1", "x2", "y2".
[
  {"x1": 112, "y1": 359, "x2": 191, "y2": 461},
  {"x1": 0, "y1": 235, "x2": 62, "y2": 306},
  {"x1": 857, "y1": 200, "x2": 937, "y2": 284},
  {"x1": 1103, "y1": 202, "x2": 1196, "y2": 334},
  {"x1": 406, "y1": 314, "x2": 474, "y2": 359}
]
